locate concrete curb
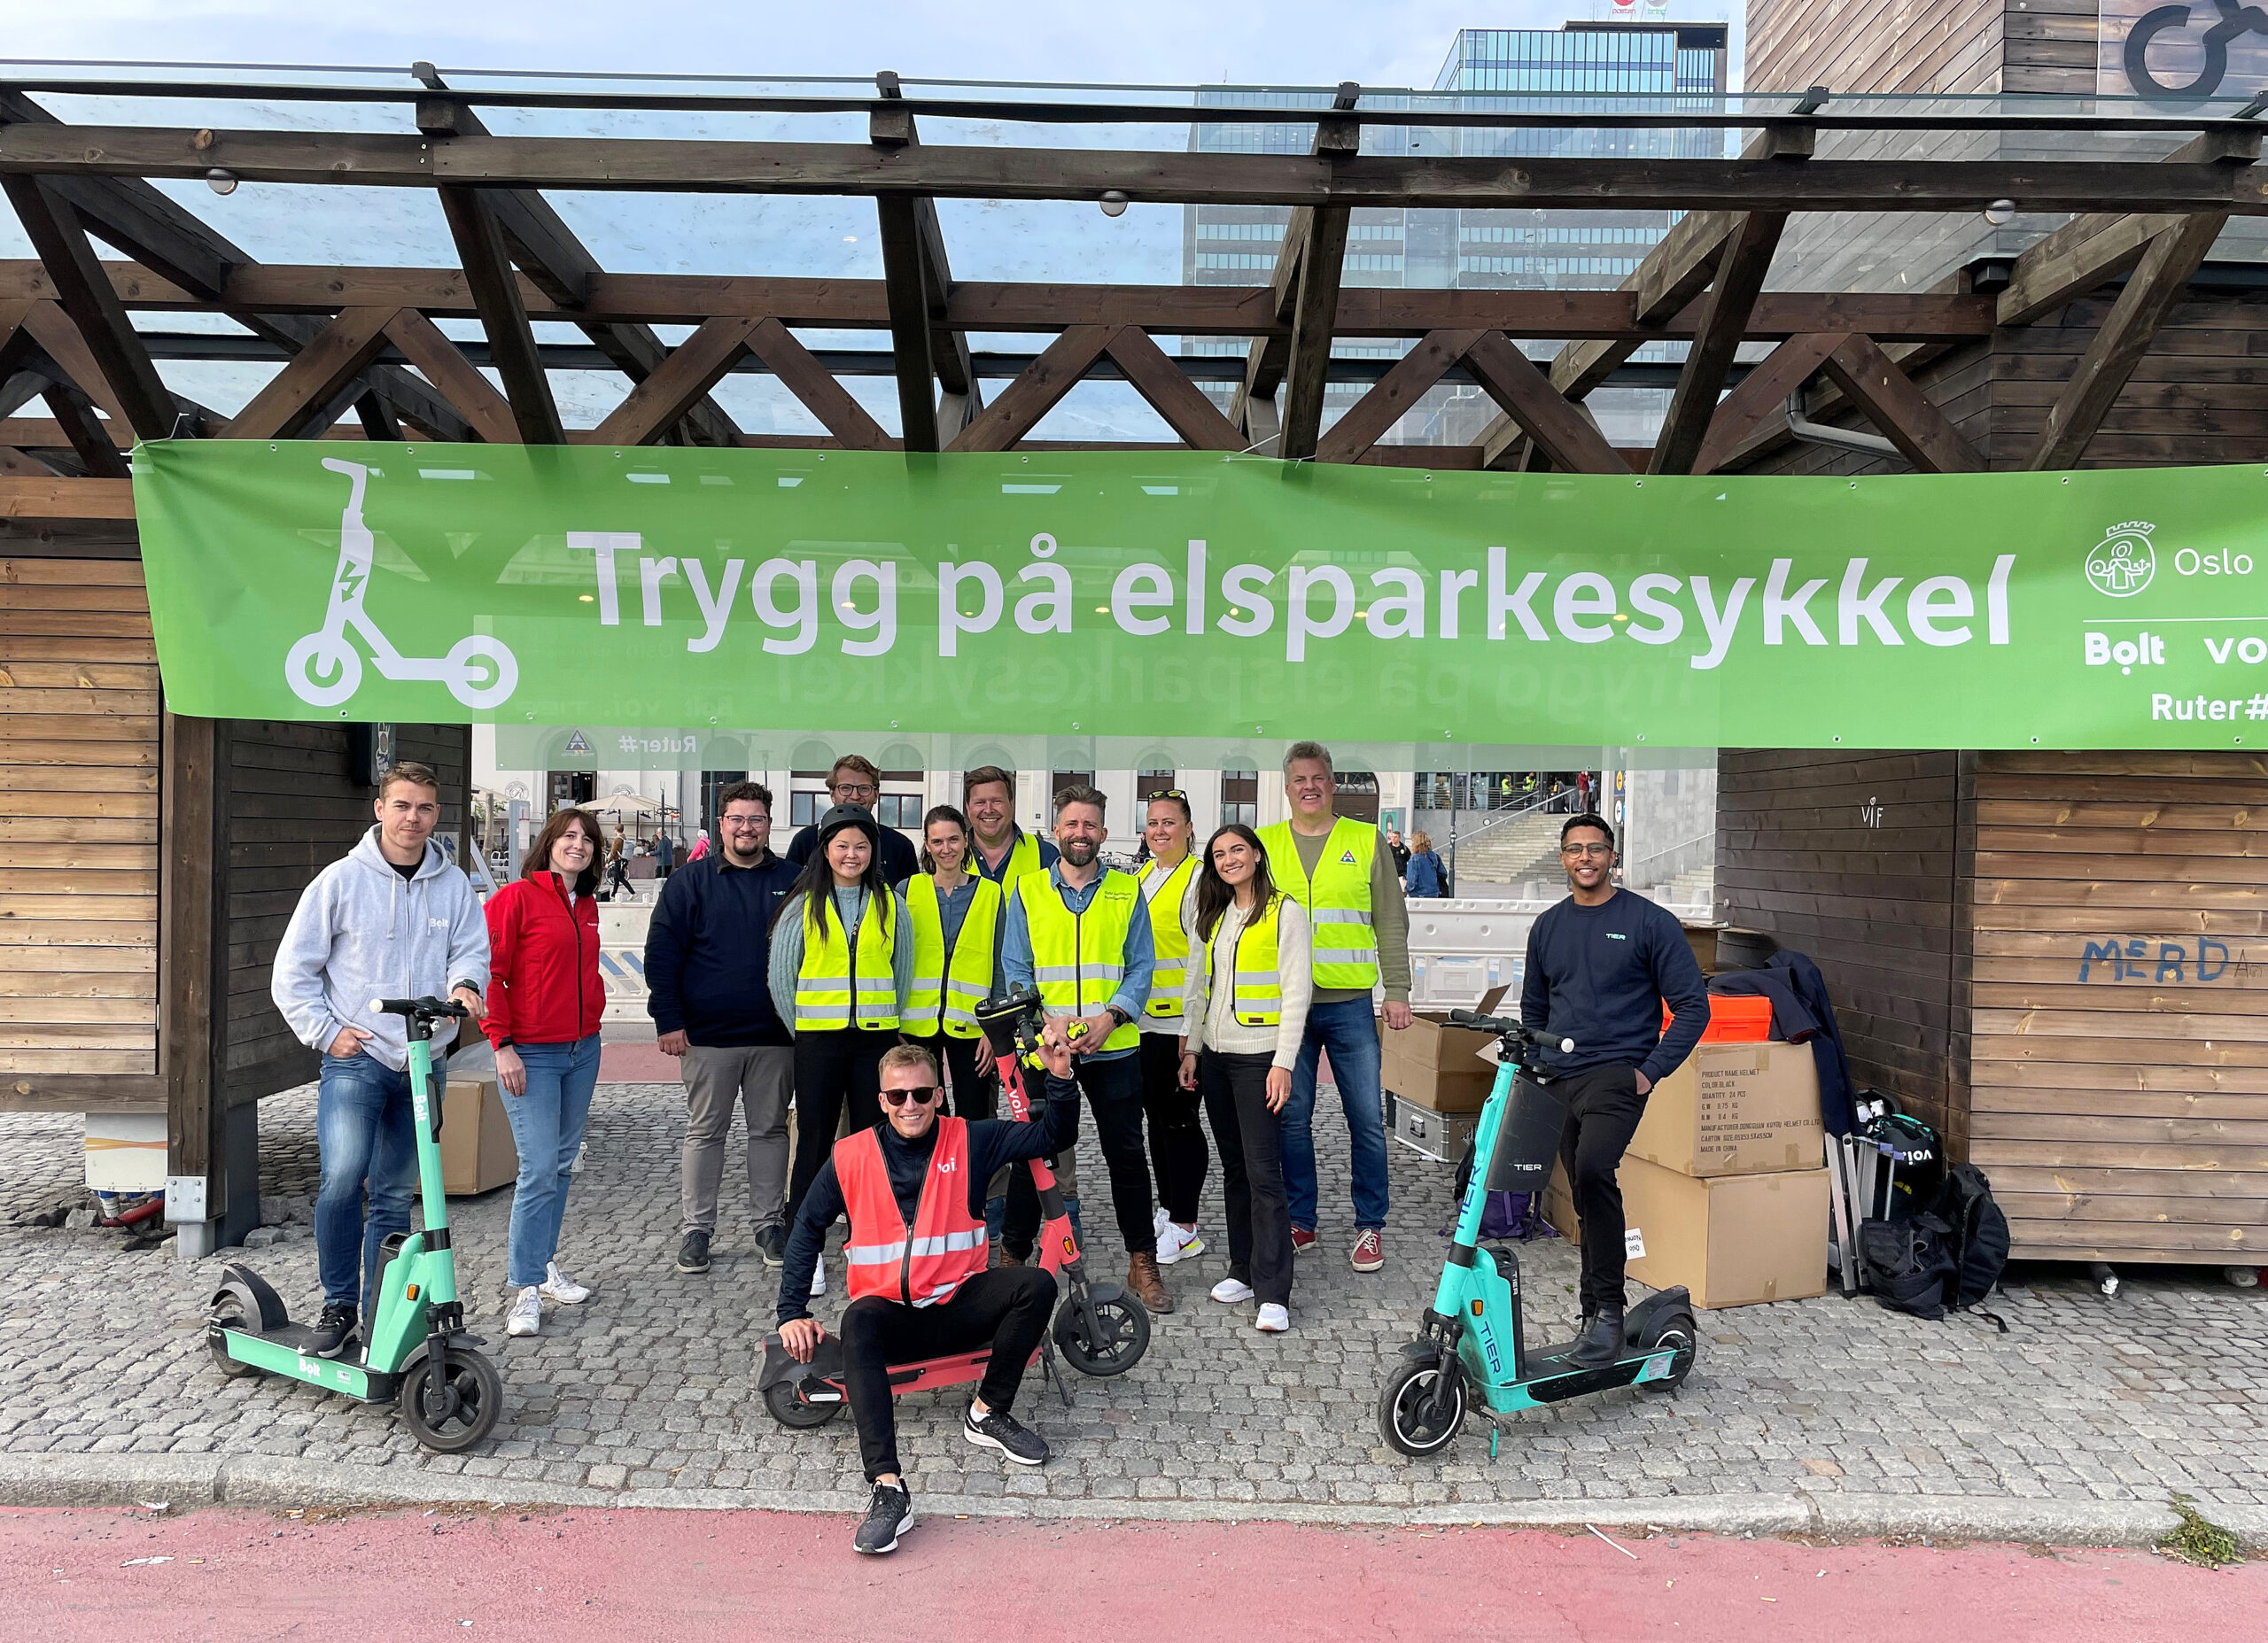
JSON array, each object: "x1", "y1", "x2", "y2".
[{"x1": 3, "y1": 1453, "x2": 2260, "y2": 1549}]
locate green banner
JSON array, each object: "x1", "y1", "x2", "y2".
[{"x1": 132, "y1": 441, "x2": 2268, "y2": 748}]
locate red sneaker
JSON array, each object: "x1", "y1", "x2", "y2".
[
  {"x1": 1350, "y1": 1228, "x2": 1384, "y2": 1273},
  {"x1": 1290, "y1": 1225, "x2": 1318, "y2": 1256}
]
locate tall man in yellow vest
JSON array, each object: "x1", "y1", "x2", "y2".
[
  {"x1": 1000, "y1": 783, "x2": 1171, "y2": 1314},
  {"x1": 964, "y1": 765, "x2": 1059, "y2": 891},
  {"x1": 1259, "y1": 741, "x2": 1414, "y2": 1272}
]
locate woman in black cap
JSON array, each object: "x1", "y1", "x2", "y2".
[{"x1": 771, "y1": 804, "x2": 913, "y2": 1297}]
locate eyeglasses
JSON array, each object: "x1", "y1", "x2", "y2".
[
  {"x1": 721, "y1": 814, "x2": 769, "y2": 829},
  {"x1": 882, "y1": 1086, "x2": 943, "y2": 1107},
  {"x1": 1560, "y1": 842, "x2": 1614, "y2": 859},
  {"x1": 832, "y1": 783, "x2": 879, "y2": 801}
]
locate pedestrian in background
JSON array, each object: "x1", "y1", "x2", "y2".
[
  {"x1": 1403, "y1": 830, "x2": 1448, "y2": 899},
  {"x1": 646, "y1": 781, "x2": 798, "y2": 1277},
  {"x1": 655, "y1": 829, "x2": 675, "y2": 880},
  {"x1": 484, "y1": 806, "x2": 606, "y2": 1338}
]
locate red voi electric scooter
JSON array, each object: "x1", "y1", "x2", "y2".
[{"x1": 757, "y1": 986, "x2": 1150, "y2": 1429}]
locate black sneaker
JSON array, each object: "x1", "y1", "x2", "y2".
[
  {"x1": 964, "y1": 1403, "x2": 1049, "y2": 1466},
  {"x1": 309, "y1": 1301, "x2": 358, "y2": 1360},
  {"x1": 754, "y1": 1225, "x2": 787, "y2": 1267},
  {"x1": 675, "y1": 1230, "x2": 711, "y2": 1275},
  {"x1": 853, "y1": 1481, "x2": 913, "y2": 1555}
]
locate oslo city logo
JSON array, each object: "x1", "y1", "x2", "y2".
[
  {"x1": 2085, "y1": 522, "x2": 2156, "y2": 599},
  {"x1": 284, "y1": 458, "x2": 518, "y2": 710}
]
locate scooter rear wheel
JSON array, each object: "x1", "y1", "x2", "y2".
[
  {"x1": 400, "y1": 1349, "x2": 503, "y2": 1453},
  {"x1": 206, "y1": 1286, "x2": 260, "y2": 1380},
  {"x1": 762, "y1": 1379, "x2": 845, "y2": 1429},
  {"x1": 1641, "y1": 1308, "x2": 1698, "y2": 1394},
  {"x1": 1378, "y1": 1357, "x2": 1466, "y2": 1457},
  {"x1": 1053, "y1": 1292, "x2": 1149, "y2": 1376}
]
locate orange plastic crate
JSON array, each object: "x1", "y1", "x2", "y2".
[{"x1": 1662, "y1": 993, "x2": 1774, "y2": 1042}]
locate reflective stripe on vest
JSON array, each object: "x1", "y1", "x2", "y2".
[
  {"x1": 1203, "y1": 893, "x2": 1285, "y2": 1027},
  {"x1": 835, "y1": 1117, "x2": 988, "y2": 1309},
  {"x1": 1017, "y1": 869, "x2": 1142, "y2": 1052},
  {"x1": 1259, "y1": 816, "x2": 1379, "y2": 991},
  {"x1": 794, "y1": 890, "x2": 899, "y2": 1032},
  {"x1": 905, "y1": 873, "x2": 1002, "y2": 1039},
  {"x1": 1138, "y1": 853, "x2": 1198, "y2": 1019}
]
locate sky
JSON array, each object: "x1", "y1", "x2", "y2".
[{"x1": 7, "y1": 0, "x2": 1744, "y2": 92}]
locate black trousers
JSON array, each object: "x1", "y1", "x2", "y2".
[
  {"x1": 1003, "y1": 1050, "x2": 1155, "y2": 1259},
  {"x1": 785, "y1": 1028, "x2": 889, "y2": 1228},
  {"x1": 841, "y1": 1265, "x2": 1057, "y2": 1481},
  {"x1": 907, "y1": 1032, "x2": 990, "y2": 1120},
  {"x1": 1200, "y1": 1050, "x2": 1292, "y2": 1306},
  {"x1": 1554, "y1": 1062, "x2": 1649, "y2": 1314},
  {"x1": 1139, "y1": 1031, "x2": 1209, "y2": 1224}
]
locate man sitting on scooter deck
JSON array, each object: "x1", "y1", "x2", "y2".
[
  {"x1": 777, "y1": 1030, "x2": 1082, "y2": 1555},
  {"x1": 1518, "y1": 813, "x2": 1708, "y2": 1368}
]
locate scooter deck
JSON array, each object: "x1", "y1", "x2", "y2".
[
  {"x1": 1484, "y1": 1339, "x2": 1683, "y2": 1411},
  {"x1": 213, "y1": 1323, "x2": 392, "y2": 1400}
]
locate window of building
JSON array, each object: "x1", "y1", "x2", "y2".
[
  {"x1": 1138, "y1": 768, "x2": 1177, "y2": 799},
  {"x1": 790, "y1": 789, "x2": 825, "y2": 827},
  {"x1": 1051, "y1": 770, "x2": 1096, "y2": 805},
  {"x1": 876, "y1": 793, "x2": 925, "y2": 828},
  {"x1": 1221, "y1": 768, "x2": 1258, "y2": 826},
  {"x1": 548, "y1": 771, "x2": 594, "y2": 810}
]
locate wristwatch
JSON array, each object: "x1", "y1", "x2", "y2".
[{"x1": 1105, "y1": 1006, "x2": 1131, "y2": 1029}]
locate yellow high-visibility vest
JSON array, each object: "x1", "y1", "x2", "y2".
[
  {"x1": 1016, "y1": 869, "x2": 1142, "y2": 1052},
  {"x1": 904, "y1": 873, "x2": 1004, "y2": 1040},
  {"x1": 978, "y1": 829, "x2": 1047, "y2": 896},
  {"x1": 1203, "y1": 893, "x2": 1285, "y2": 1027},
  {"x1": 794, "y1": 889, "x2": 898, "y2": 1033},
  {"x1": 1259, "y1": 816, "x2": 1379, "y2": 991},
  {"x1": 1137, "y1": 852, "x2": 1198, "y2": 1020}
]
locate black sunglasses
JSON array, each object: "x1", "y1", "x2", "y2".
[{"x1": 882, "y1": 1086, "x2": 943, "y2": 1107}]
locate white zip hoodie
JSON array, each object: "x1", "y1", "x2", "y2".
[{"x1": 270, "y1": 825, "x2": 492, "y2": 1073}]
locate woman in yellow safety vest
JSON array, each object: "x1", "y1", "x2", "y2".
[
  {"x1": 898, "y1": 804, "x2": 1006, "y2": 1120},
  {"x1": 1136, "y1": 789, "x2": 1208, "y2": 1267},
  {"x1": 1177, "y1": 823, "x2": 1312, "y2": 1334},
  {"x1": 771, "y1": 804, "x2": 913, "y2": 1267}
]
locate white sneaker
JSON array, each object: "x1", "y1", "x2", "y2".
[
  {"x1": 540, "y1": 1260, "x2": 592, "y2": 1305},
  {"x1": 1209, "y1": 1276, "x2": 1254, "y2": 1304},
  {"x1": 809, "y1": 1259, "x2": 827, "y2": 1298},
  {"x1": 1153, "y1": 1223, "x2": 1206, "y2": 1267},
  {"x1": 505, "y1": 1286, "x2": 542, "y2": 1337},
  {"x1": 1255, "y1": 1303, "x2": 1291, "y2": 1333},
  {"x1": 1153, "y1": 1205, "x2": 1172, "y2": 1237}
]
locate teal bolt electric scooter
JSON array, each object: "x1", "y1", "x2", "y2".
[
  {"x1": 1378, "y1": 1008, "x2": 1697, "y2": 1458},
  {"x1": 204, "y1": 996, "x2": 504, "y2": 1453}
]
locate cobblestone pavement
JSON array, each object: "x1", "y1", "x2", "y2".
[{"x1": 3, "y1": 1086, "x2": 2264, "y2": 1530}]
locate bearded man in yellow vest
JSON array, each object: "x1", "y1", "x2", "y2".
[
  {"x1": 1000, "y1": 783, "x2": 1172, "y2": 1314},
  {"x1": 1257, "y1": 741, "x2": 1414, "y2": 1274}
]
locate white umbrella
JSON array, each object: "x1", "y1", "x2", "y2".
[{"x1": 585, "y1": 793, "x2": 661, "y2": 818}]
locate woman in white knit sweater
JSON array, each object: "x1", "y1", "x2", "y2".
[{"x1": 1177, "y1": 824, "x2": 1312, "y2": 1332}]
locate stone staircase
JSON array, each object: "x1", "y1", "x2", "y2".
[
  {"x1": 1637, "y1": 864, "x2": 1716, "y2": 919},
  {"x1": 1441, "y1": 810, "x2": 1567, "y2": 890}
]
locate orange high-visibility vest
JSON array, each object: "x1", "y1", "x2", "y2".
[{"x1": 835, "y1": 1117, "x2": 988, "y2": 1308}]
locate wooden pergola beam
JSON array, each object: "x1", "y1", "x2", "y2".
[
  {"x1": 1819, "y1": 333, "x2": 1984, "y2": 472},
  {"x1": 945, "y1": 324, "x2": 1112, "y2": 454},
  {"x1": 17, "y1": 298, "x2": 129, "y2": 427},
  {"x1": 1103, "y1": 325, "x2": 1245, "y2": 450},
  {"x1": 1651, "y1": 212, "x2": 1789, "y2": 476},
  {"x1": 1314, "y1": 328, "x2": 1483, "y2": 465},
  {"x1": 871, "y1": 80, "x2": 982, "y2": 448},
  {"x1": 2, "y1": 174, "x2": 176, "y2": 440},
  {"x1": 10, "y1": 123, "x2": 2267, "y2": 214},
  {"x1": 435, "y1": 186, "x2": 564, "y2": 443},
  {"x1": 585, "y1": 314, "x2": 760, "y2": 446},
  {"x1": 220, "y1": 306, "x2": 402, "y2": 439},
  {"x1": 2024, "y1": 211, "x2": 2226, "y2": 471},
  {"x1": 381, "y1": 308, "x2": 520, "y2": 444},
  {"x1": 876, "y1": 192, "x2": 941, "y2": 452},
  {"x1": 39, "y1": 380, "x2": 127, "y2": 477},
  {"x1": 743, "y1": 317, "x2": 894, "y2": 450},
  {"x1": 1277, "y1": 84, "x2": 1361, "y2": 461},
  {"x1": 1460, "y1": 330, "x2": 1624, "y2": 474},
  {"x1": 1693, "y1": 331, "x2": 1848, "y2": 475}
]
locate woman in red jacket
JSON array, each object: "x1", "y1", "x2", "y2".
[{"x1": 485, "y1": 807, "x2": 607, "y2": 1338}]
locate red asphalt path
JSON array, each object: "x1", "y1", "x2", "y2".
[{"x1": 4, "y1": 1505, "x2": 2258, "y2": 1642}]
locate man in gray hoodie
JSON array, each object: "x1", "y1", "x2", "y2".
[{"x1": 271, "y1": 762, "x2": 489, "y2": 1357}]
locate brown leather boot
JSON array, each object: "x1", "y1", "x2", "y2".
[{"x1": 1126, "y1": 1252, "x2": 1174, "y2": 1314}]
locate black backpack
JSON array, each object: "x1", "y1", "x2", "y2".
[{"x1": 1860, "y1": 1163, "x2": 2010, "y2": 1330}]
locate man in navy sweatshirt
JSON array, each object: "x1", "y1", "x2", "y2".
[
  {"x1": 647, "y1": 780, "x2": 801, "y2": 1276},
  {"x1": 1519, "y1": 811, "x2": 1708, "y2": 1367}
]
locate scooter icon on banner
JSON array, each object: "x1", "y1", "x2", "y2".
[{"x1": 284, "y1": 458, "x2": 518, "y2": 710}]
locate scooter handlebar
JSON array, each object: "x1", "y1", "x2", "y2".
[
  {"x1": 1446, "y1": 1008, "x2": 1573, "y2": 1055},
  {"x1": 370, "y1": 996, "x2": 468, "y2": 1021}
]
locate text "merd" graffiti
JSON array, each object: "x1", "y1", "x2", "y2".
[{"x1": 2077, "y1": 936, "x2": 2233, "y2": 983}]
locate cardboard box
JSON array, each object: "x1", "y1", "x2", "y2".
[
  {"x1": 1627, "y1": 1041, "x2": 1823, "y2": 1179},
  {"x1": 1619, "y1": 1156, "x2": 1829, "y2": 1310},
  {"x1": 1388, "y1": 1096, "x2": 1478, "y2": 1163},
  {"x1": 1383, "y1": 986, "x2": 1510, "y2": 1113},
  {"x1": 441, "y1": 1075, "x2": 520, "y2": 1197}
]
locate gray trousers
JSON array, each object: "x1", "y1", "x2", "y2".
[{"x1": 680, "y1": 1044, "x2": 794, "y2": 1236}]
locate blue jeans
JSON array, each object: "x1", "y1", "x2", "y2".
[
  {"x1": 501, "y1": 1035, "x2": 602, "y2": 1288},
  {"x1": 1280, "y1": 997, "x2": 1389, "y2": 1232},
  {"x1": 315, "y1": 1051, "x2": 438, "y2": 1312}
]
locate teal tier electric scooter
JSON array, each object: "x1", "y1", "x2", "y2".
[
  {"x1": 1378, "y1": 1009, "x2": 1697, "y2": 1458},
  {"x1": 204, "y1": 996, "x2": 503, "y2": 1453}
]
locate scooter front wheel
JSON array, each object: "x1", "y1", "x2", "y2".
[
  {"x1": 762, "y1": 1379, "x2": 845, "y2": 1429},
  {"x1": 1378, "y1": 1357, "x2": 1466, "y2": 1457},
  {"x1": 400, "y1": 1349, "x2": 503, "y2": 1453},
  {"x1": 1053, "y1": 1291, "x2": 1149, "y2": 1377}
]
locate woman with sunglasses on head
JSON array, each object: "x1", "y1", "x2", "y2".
[
  {"x1": 1136, "y1": 789, "x2": 1208, "y2": 1267},
  {"x1": 1177, "y1": 823, "x2": 1312, "y2": 1333},
  {"x1": 897, "y1": 805, "x2": 1004, "y2": 1122},
  {"x1": 483, "y1": 806, "x2": 606, "y2": 1339},
  {"x1": 771, "y1": 804, "x2": 913, "y2": 1297}
]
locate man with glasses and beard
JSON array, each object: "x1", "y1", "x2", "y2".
[
  {"x1": 1518, "y1": 812, "x2": 1707, "y2": 1368},
  {"x1": 785, "y1": 754, "x2": 920, "y2": 885},
  {"x1": 776, "y1": 1034, "x2": 1083, "y2": 1555}
]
